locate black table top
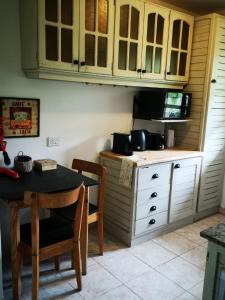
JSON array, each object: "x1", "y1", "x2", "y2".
[{"x1": 0, "y1": 165, "x2": 98, "y2": 203}]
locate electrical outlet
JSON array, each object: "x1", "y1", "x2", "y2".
[{"x1": 47, "y1": 137, "x2": 60, "y2": 147}]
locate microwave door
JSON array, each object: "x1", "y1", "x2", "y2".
[{"x1": 163, "y1": 106, "x2": 182, "y2": 119}]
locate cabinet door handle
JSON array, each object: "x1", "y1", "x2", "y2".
[
  {"x1": 149, "y1": 219, "x2": 156, "y2": 225},
  {"x1": 152, "y1": 173, "x2": 159, "y2": 179},
  {"x1": 151, "y1": 192, "x2": 158, "y2": 198},
  {"x1": 73, "y1": 60, "x2": 79, "y2": 65},
  {"x1": 80, "y1": 61, "x2": 86, "y2": 66},
  {"x1": 211, "y1": 79, "x2": 216, "y2": 83},
  {"x1": 150, "y1": 206, "x2": 157, "y2": 211},
  {"x1": 167, "y1": 71, "x2": 171, "y2": 75},
  {"x1": 142, "y1": 69, "x2": 146, "y2": 73},
  {"x1": 174, "y1": 164, "x2": 181, "y2": 169},
  {"x1": 137, "y1": 69, "x2": 141, "y2": 73}
]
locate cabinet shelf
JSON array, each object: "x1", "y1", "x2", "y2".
[{"x1": 151, "y1": 119, "x2": 192, "y2": 123}]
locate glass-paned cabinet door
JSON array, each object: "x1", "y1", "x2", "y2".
[
  {"x1": 166, "y1": 11, "x2": 194, "y2": 82},
  {"x1": 79, "y1": 0, "x2": 114, "y2": 74},
  {"x1": 113, "y1": 0, "x2": 144, "y2": 77},
  {"x1": 38, "y1": 0, "x2": 79, "y2": 71},
  {"x1": 141, "y1": 4, "x2": 169, "y2": 80}
]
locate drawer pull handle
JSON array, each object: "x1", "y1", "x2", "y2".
[
  {"x1": 150, "y1": 206, "x2": 157, "y2": 211},
  {"x1": 174, "y1": 164, "x2": 181, "y2": 169},
  {"x1": 151, "y1": 192, "x2": 158, "y2": 198},
  {"x1": 152, "y1": 173, "x2": 159, "y2": 179},
  {"x1": 149, "y1": 219, "x2": 156, "y2": 225}
]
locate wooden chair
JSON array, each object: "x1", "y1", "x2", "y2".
[
  {"x1": 53, "y1": 159, "x2": 107, "y2": 256},
  {"x1": 19, "y1": 184, "x2": 85, "y2": 300}
]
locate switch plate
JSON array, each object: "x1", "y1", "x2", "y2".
[{"x1": 47, "y1": 137, "x2": 60, "y2": 147}]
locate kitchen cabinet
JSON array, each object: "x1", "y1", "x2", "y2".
[
  {"x1": 113, "y1": 1, "x2": 170, "y2": 80},
  {"x1": 20, "y1": 0, "x2": 193, "y2": 87},
  {"x1": 173, "y1": 14, "x2": 225, "y2": 215},
  {"x1": 169, "y1": 158, "x2": 201, "y2": 223},
  {"x1": 100, "y1": 151, "x2": 202, "y2": 246},
  {"x1": 166, "y1": 11, "x2": 194, "y2": 82},
  {"x1": 21, "y1": 0, "x2": 114, "y2": 75}
]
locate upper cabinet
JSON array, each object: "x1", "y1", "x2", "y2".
[
  {"x1": 79, "y1": 0, "x2": 114, "y2": 74},
  {"x1": 141, "y1": 4, "x2": 170, "y2": 80},
  {"x1": 38, "y1": 0, "x2": 114, "y2": 74},
  {"x1": 20, "y1": 0, "x2": 194, "y2": 87},
  {"x1": 113, "y1": 1, "x2": 170, "y2": 80},
  {"x1": 113, "y1": 0, "x2": 144, "y2": 78},
  {"x1": 166, "y1": 11, "x2": 194, "y2": 82}
]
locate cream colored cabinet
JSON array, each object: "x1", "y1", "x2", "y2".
[
  {"x1": 169, "y1": 157, "x2": 201, "y2": 223},
  {"x1": 79, "y1": 0, "x2": 114, "y2": 74},
  {"x1": 20, "y1": 0, "x2": 193, "y2": 86},
  {"x1": 114, "y1": 1, "x2": 170, "y2": 79},
  {"x1": 166, "y1": 11, "x2": 194, "y2": 82},
  {"x1": 113, "y1": 0, "x2": 144, "y2": 78},
  {"x1": 21, "y1": 0, "x2": 114, "y2": 75},
  {"x1": 141, "y1": 4, "x2": 170, "y2": 80},
  {"x1": 100, "y1": 153, "x2": 201, "y2": 246}
]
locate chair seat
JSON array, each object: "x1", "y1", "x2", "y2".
[
  {"x1": 52, "y1": 203, "x2": 98, "y2": 222},
  {"x1": 20, "y1": 217, "x2": 74, "y2": 248}
]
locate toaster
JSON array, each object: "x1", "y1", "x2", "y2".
[{"x1": 112, "y1": 133, "x2": 133, "y2": 156}]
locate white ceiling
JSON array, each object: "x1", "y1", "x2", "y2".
[{"x1": 164, "y1": 0, "x2": 225, "y2": 14}]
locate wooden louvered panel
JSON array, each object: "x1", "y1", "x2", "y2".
[{"x1": 169, "y1": 158, "x2": 201, "y2": 222}]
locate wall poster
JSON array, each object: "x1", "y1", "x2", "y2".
[{"x1": 0, "y1": 97, "x2": 40, "y2": 138}]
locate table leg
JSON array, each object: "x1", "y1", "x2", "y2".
[
  {"x1": 81, "y1": 187, "x2": 89, "y2": 275},
  {"x1": 10, "y1": 207, "x2": 21, "y2": 300}
]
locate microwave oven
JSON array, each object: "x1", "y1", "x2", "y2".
[{"x1": 133, "y1": 90, "x2": 192, "y2": 120}]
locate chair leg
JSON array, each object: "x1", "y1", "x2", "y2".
[
  {"x1": 71, "y1": 251, "x2": 75, "y2": 269},
  {"x1": 54, "y1": 256, "x2": 60, "y2": 271},
  {"x1": 73, "y1": 242, "x2": 82, "y2": 291},
  {"x1": 97, "y1": 215, "x2": 104, "y2": 256},
  {"x1": 32, "y1": 254, "x2": 39, "y2": 300}
]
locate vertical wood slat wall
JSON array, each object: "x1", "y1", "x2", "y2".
[
  {"x1": 198, "y1": 16, "x2": 225, "y2": 211},
  {"x1": 173, "y1": 16, "x2": 212, "y2": 150},
  {"x1": 173, "y1": 14, "x2": 225, "y2": 212}
]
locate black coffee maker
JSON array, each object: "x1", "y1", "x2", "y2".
[{"x1": 131, "y1": 130, "x2": 150, "y2": 151}]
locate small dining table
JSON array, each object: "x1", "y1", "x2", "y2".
[{"x1": 0, "y1": 164, "x2": 98, "y2": 300}]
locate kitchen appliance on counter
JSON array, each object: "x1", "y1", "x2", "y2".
[
  {"x1": 131, "y1": 130, "x2": 150, "y2": 151},
  {"x1": 133, "y1": 89, "x2": 192, "y2": 120},
  {"x1": 149, "y1": 133, "x2": 165, "y2": 150},
  {"x1": 112, "y1": 133, "x2": 133, "y2": 156}
]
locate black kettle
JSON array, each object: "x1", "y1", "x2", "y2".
[{"x1": 131, "y1": 130, "x2": 150, "y2": 151}]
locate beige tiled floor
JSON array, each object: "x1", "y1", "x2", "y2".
[{"x1": 3, "y1": 213, "x2": 225, "y2": 299}]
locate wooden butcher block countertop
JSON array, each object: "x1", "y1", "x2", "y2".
[{"x1": 100, "y1": 149, "x2": 203, "y2": 167}]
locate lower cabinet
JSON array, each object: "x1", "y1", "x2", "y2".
[
  {"x1": 100, "y1": 155, "x2": 202, "y2": 246},
  {"x1": 169, "y1": 158, "x2": 201, "y2": 223}
]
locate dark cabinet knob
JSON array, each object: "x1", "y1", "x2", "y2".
[
  {"x1": 211, "y1": 79, "x2": 216, "y2": 83},
  {"x1": 167, "y1": 71, "x2": 171, "y2": 75},
  {"x1": 137, "y1": 69, "x2": 141, "y2": 73},
  {"x1": 142, "y1": 70, "x2": 146, "y2": 73},
  {"x1": 80, "y1": 62, "x2": 86, "y2": 66},
  {"x1": 149, "y1": 219, "x2": 156, "y2": 225},
  {"x1": 150, "y1": 206, "x2": 157, "y2": 211},
  {"x1": 174, "y1": 164, "x2": 181, "y2": 169},
  {"x1": 151, "y1": 192, "x2": 158, "y2": 198},
  {"x1": 152, "y1": 173, "x2": 159, "y2": 179},
  {"x1": 73, "y1": 60, "x2": 79, "y2": 65}
]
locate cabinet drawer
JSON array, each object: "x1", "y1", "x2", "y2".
[
  {"x1": 136, "y1": 184, "x2": 170, "y2": 205},
  {"x1": 135, "y1": 211, "x2": 168, "y2": 235},
  {"x1": 136, "y1": 196, "x2": 169, "y2": 220},
  {"x1": 138, "y1": 163, "x2": 171, "y2": 190}
]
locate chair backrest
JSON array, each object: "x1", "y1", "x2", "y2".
[
  {"x1": 24, "y1": 183, "x2": 85, "y2": 252},
  {"x1": 72, "y1": 159, "x2": 107, "y2": 213}
]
